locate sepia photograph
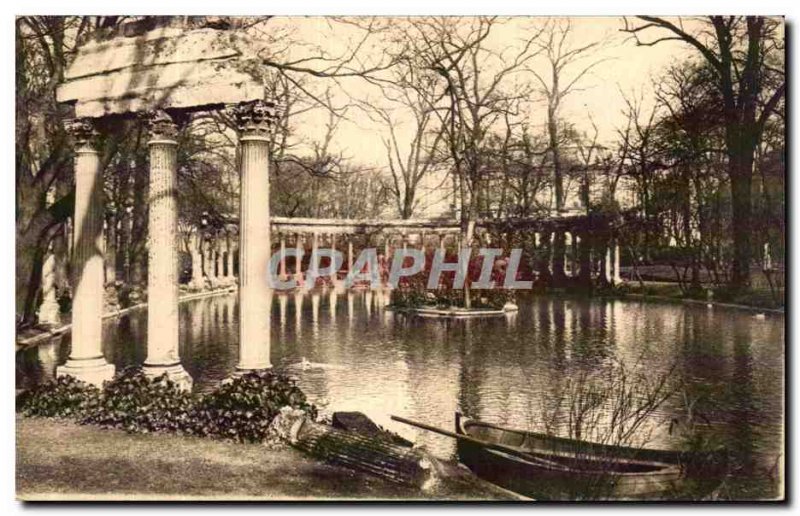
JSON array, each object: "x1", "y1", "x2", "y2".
[{"x1": 11, "y1": 9, "x2": 786, "y2": 504}]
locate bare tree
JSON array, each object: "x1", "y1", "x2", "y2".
[
  {"x1": 361, "y1": 62, "x2": 448, "y2": 219},
  {"x1": 403, "y1": 16, "x2": 543, "y2": 307},
  {"x1": 528, "y1": 19, "x2": 609, "y2": 285}
]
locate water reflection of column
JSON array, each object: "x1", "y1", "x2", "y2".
[
  {"x1": 312, "y1": 292, "x2": 320, "y2": 324},
  {"x1": 37, "y1": 340, "x2": 60, "y2": 383},
  {"x1": 279, "y1": 294, "x2": 287, "y2": 331},
  {"x1": 347, "y1": 291, "x2": 354, "y2": 321},
  {"x1": 329, "y1": 290, "x2": 337, "y2": 320},
  {"x1": 294, "y1": 291, "x2": 304, "y2": 330},
  {"x1": 191, "y1": 295, "x2": 203, "y2": 351},
  {"x1": 365, "y1": 290, "x2": 373, "y2": 317},
  {"x1": 56, "y1": 119, "x2": 114, "y2": 387}
]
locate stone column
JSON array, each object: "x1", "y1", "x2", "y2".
[
  {"x1": 279, "y1": 233, "x2": 287, "y2": 279},
  {"x1": 39, "y1": 186, "x2": 61, "y2": 325},
  {"x1": 311, "y1": 231, "x2": 319, "y2": 278},
  {"x1": 330, "y1": 233, "x2": 338, "y2": 284},
  {"x1": 439, "y1": 234, "x2": 445, "y2": 251},
  {"x1": 143, "y1": 110, "x2": 191, "y2": 388},
  {"x1": 605, "y1": 244, "x2": 613, "y2": 284},
  {"x1": 57, "y1": 119, "x2": 114, "y2": 387},
  {"x1": 204, "y1": 239, "x2": 216, "y2": 283},
  {"x1": 38, "y1": 239, "x2": 61, "y2": 326},
  {"x1": 384, "y1": 235, "x2": 390, "y2": 258},
  {"x1": 613, "y1": 239, "x2": 622, "y2": 284},
  {"x1": 227, "y1": 235, "x2": 235, "y2": 281},
  {"x1": 347, "y1": 238, "x2": 354, "y2": 272},
  {"x1": 296, "y1": 233, "x2": 303, "y2": 274},
  {"x1": 104, "y1": 219, "x2": 117, "y2": 285},
  {"x1": 234, "y1": 100, "x2": 277, "y2": 371},
  {"x1": 190, "y1": 231, "x2": 204, "y2": 289}
]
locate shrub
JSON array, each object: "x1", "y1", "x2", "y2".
[
  {"x1": 81, "y1": 367, "x2": 195, "y2": 434},
  {"x1": 18, "y1": 375, "x2": 99, "y2": 418},
  {"x1": 190, "y1": 371, "x2": 317, "y2": 443}
]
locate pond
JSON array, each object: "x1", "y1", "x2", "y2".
[{"x1": 16, "y1": 289, "x2": 784, "y2": 500}]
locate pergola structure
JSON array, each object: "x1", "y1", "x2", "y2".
[
  {"x1": 190, "y1": 213, "x2": 622, "y2": 284},
  {"x1": 55, "y1": 17, "x2": 275, "y2": 388}
]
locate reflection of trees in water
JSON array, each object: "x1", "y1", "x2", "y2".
[
  {"x1": 729, "y1": 318, "x2": 757, "y2": 475},
  {"x1": 18, "y1": 292, "x2": 784, "y2": 498}
]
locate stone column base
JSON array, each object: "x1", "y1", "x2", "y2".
[
  {"x1": 233, "y1": 363, "x2": 273, "y2": 376},
  {"x1": 143, "y1": 362, "x2": 193, "y2": 391},
  {"x1": 57, "y1": 357, "x2": 115, "y2": 387}
]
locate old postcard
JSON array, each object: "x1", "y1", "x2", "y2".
[{"x1": 14, "y1": 14, "x2": 785, "y2": 503}]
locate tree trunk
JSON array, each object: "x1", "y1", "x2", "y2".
[{"x1": 729, "y1": 154, "x2": 754, "y2": 290}]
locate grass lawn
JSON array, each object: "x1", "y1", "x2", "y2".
[
  {"x1": 617, "y1": 281, "x2": 784, "y2": 311},
  {"x1": 16, "y1": 416, "x2": 513, "y2": 501}
]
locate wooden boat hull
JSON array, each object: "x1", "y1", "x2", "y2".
[{"x1": 455, "y1": 413, "x2": 726, "y2": 501}]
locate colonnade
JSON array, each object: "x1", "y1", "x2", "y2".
[
  {"x1": 56, "y1": 100, "x2": 278, "y2": 388},
  {"x1": 54, "y1": 102, "x2": 621, "y2": 390}
]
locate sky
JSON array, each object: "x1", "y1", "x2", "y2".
[{"x1": 274, "y1": 16, "x2": 692, "y2": 167}]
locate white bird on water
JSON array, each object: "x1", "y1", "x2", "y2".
[{"x1": 754, "y1": 313, "x2": 767, "y2": 320}]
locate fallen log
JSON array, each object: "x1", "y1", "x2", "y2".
[{"x1": 271, "y1": 408, "x2": 433, "y2": 488}]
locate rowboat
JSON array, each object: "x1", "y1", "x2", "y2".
[{"x1": 454, "y1": 413, "x2": 727, "y2": 501}]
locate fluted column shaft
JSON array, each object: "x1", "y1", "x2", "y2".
[
  {"x1": 57, "y1": 119, "x2": 114, "y2": 386},
  {"x1": 348, "y1": 239, "x2": 354, "y2": 271},
  {"x1": 227, "y1": 237, "x2": 235, "y2": 279},
  {"x1": 190, "y1": 232, "x2": 204, "y2": 288},
  {"x1": 143, "y1": 111, "x2": 191, "y2": 388},
  {"x1": 311, "y1": 232, "x2": 319, "y2": 276},
  {"x1": 39, "y1": 190, "x2": 61, "y2": 326},
  {"x1": 234, "y1": 100, "x2": 277, "y2": 371},
  {"x1": 279, "y1": 234, "x2": 287, "y2": 278},
  {"x1": 296, "y1": 233, "x2": 303, "y2": 273}
]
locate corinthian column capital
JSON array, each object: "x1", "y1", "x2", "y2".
[
  {"x1": 144, "y1": 109, "x2": 179, "y2": 143},
  {"x1": 64, "y1": 118, "x2": 99, "y2": 149},
  {"x1": 232, "y1": 99, "x2": 280, "y2": 139}
]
